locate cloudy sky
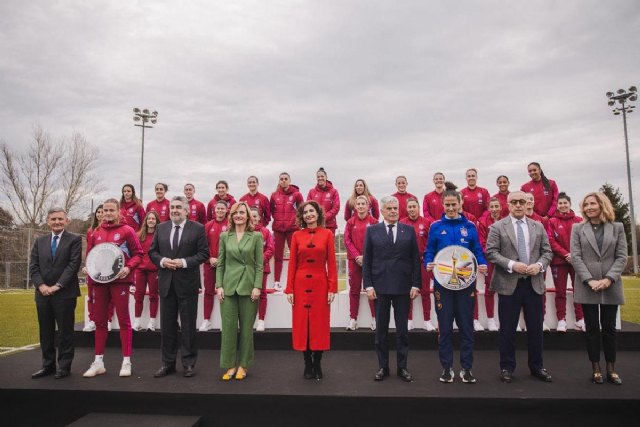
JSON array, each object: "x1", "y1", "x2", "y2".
[{"x1": 1, "y1": 0, "x2": 639, "y2": 226}]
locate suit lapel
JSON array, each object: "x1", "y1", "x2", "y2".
[
  {"x1": 600, "y1": 222, "x2": 614, "y2": 256},
  {"x1": 503, "y1": 219, "x2": 518, "y2": 253},
  {"x1": 583, "y1": 223, "x2": 601, "y2": 257}
]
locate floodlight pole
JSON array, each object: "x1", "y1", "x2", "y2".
[
  {"x1": 132, "y1": 109, "x2": 158, "y2": 201},
  {"x1": 621, "y1": 100, "x2": 638, "y2": 274}
]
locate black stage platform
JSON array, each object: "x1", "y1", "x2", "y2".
[{"x1": 2, "y1": 327, "x2": 639, "y2": 426}]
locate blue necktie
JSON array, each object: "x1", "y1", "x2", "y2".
[
  {"x1": 516, "y1": 220, "x2": 529, "y2": 264},
  {"x1": 387, "y1": 224, "x2": 395, "y2": 244},
  {"x1": 51, "y1": 235, "x2": 59, "y2": 258}
]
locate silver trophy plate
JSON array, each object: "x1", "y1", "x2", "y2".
[
  {"x1": 433, "y1": 245, "x2": 478, "y2": 291},
  {"x1": 86, "y1": 243, "x2": 125, "y2": 284}
]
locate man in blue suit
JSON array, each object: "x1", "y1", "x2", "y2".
[{"x1": 363, "y1": 196, "x2": 421, "y2": 382}]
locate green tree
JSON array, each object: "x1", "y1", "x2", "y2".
[{"x1": 600, "y1": 183, "x2": 632, "y2": 255}]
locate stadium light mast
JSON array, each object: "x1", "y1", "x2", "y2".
[
  {"x1": 132, "y1": 108, "x2": 158, "y2": 201},
  {"x1": 606, "y1": 86, "x2": 638, "y2": 274}
]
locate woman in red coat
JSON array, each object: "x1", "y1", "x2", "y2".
[
  {"x1": 119, "y1": 184, "x2": 146, "y2": 231},
  {"x1": 285, "y1": 201, "x2": 337, "y2": 380},
  {"x1": 547, "y1": 193, "x2": 585, "y2": 332},
  {"x1": 133, "y1": 210, "x2": 161, "y2": 331}
]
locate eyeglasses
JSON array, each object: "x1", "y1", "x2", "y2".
[{"x1": 509, "y1": 200, "x2": 527, "y2": 206}]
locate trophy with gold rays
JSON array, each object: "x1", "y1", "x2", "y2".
[{"x1": 433, "y1": 245, "x2": 478, "y2": 291}]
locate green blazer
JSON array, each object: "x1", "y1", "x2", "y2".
[{"x1": 216, "y1": 231, "x2": 264, "y2": 296}]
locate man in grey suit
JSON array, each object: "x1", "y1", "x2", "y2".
[
  {"x1": 363, "y1": 196, "x2": 421, "y2": 382},
  {"x1": 29, "y1": 207, "x2": 82, "y2": 379},
  {"x1": 485, "y1": 191, "x2": 553, "y2": 383},
  {"x1": 149, "y1": 196, "x2": 209, "y2": 378}
]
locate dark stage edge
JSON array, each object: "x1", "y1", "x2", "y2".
[
  {"x1": 72, "y1": 321, "x2": 640, "y2": 351},
  {"x1": 68, "y1": 413, "x2": 202, "y2": 427},
  {"x1": 2, "y1": 348, "x2": 639, "y2": 426}
]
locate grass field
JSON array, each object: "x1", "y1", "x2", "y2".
[{"x1": 1, "y1": 278, "x2": 639, "y2": 352}]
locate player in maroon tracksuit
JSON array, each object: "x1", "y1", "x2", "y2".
[
  {"x1": 520, "y1": 162, "x2": 559, "y2": 219},
  {"x1": 183, "y1": 183, "x2": 207, "y2": 224},
  {"x1": 83, "y1": 205, "x2": 115, "y2": 332},
  {"x1": 307, "y1": 167, "x2": 340, "y2": 234},
  {"x1": 120, "y1": 184, "x2": 146, "y2": 232},
  {"x1": 145, "y1": 182, "x2": 170, "y2": 223},
  {"x1": 251, "y1": 208, "x2": 275, "y2": 331},
  {"x1": 477, "y1": 197, "x2": 503, "y2": 331},
  {"x1": 492, "y1": 175, "x2": 511, "y2": 218},
  {"x1": 132, "y1": 211, "x2": 160, "y2": 332},
  {"x1": 200, "y1": 200, "x2": 229, "y2": 331},
  {"x1": 270, "y1": 172, "x2": 304, "y2": 290},
  {"x1": 82, "y1": 198, "x2": 143, "y2": 378},
  {"x1": 423, "y1": 172, "x2": 446, "y2": 221},
  {"x1": 461, "y1": 168, "x2": 490, "y2": 220},
  {"x1": 546, "y1": 193, "x2": 584, "y2": 332},
  {"x1": 344, "y1": 178, "x2": 380, "y2": 221},
  {"x1": 401, "y1": 198, "x2": 435, "y2": 331},
  {"x1": 344, "y1": 195, "x2": 377, "y2": 330},
  {"x1": 392, "y1": 175, "x2": 417, "y2": 220},
  {"x1": 525, "y1": 192, "x2": 551, "y2": 331},
  {"x1": 207, "y1": 180, "x2": 237, "y2": 222},
  {"x1": 240, "y1": 176, "x2": 271, "y2": 226}
]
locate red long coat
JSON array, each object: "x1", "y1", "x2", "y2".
[{"x1": 285, "y1": 227, "x2": 337, "y2": 351}]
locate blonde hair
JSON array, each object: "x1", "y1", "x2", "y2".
[
  {"x1": 580, "y1": 192, "x2": 615, "y2": 223},
  {"x1": 227, "y1": 201, "x2": 255, "y2": 232},
  {"x1": 347, "y1": 179, "x2": 373, "y2": 211}
]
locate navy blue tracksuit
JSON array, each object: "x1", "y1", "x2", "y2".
[{"x1": 424, "y1": 214, "x2": 487, "y2": 370}]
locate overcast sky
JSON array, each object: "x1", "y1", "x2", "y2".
[{"x1": 1, "y1": 0, "x2": 639, "y2": 226}]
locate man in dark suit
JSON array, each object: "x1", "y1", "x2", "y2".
[
  {"x1": 149, "y1": 196, "x2": 209, "y2": 378},
  {"x1": 485, "y1": 191, "x2": 553, "y2": 383},
  {"x1": 29, "y1": 207, "x2": 82, "y2": 379},
  {"x1": 363, "y1": 196, "x2": 421, "y2": 382}
]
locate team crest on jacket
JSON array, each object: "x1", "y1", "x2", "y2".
[
  {"x1": 289, "y1": 196, "x2": 293, "y2": 201},
  {"x1": 460, "y1": 227, "x2": 468, "y2": 237},
  {"x1": 325, "y1": 194, "x2": 330, "y2": 199},
  {"x1": 419, "y1": 224, "x2": 424, "y2": 230},
  {"x1": 114, "y1": 233, "x2": 121, "y2": 241},
  {"x1": 440, "y1": 230, "x2": 447, "y2": 235}
]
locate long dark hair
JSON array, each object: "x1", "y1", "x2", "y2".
[
  {"x1": 138, "y1": 210, "x2": 161, "y2": 242},
  {"x1": 528, "y1": 162, "x2": 551, "y2": 193},
  {"x1": 120, "y1": 184, "x2": 143, "y2": 208},
  {"x1": 296, "y1": 200, "x2": 325, "y2": 229},
  {"x1": 89, "y1": 204, "x2": 104, "y2": 231}
]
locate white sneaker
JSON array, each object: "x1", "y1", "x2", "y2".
[
  {"x1": 346, "y1": 318, "x2": 357, "y2": 331},
  {"x1": 107, "y1": 321, "x2": 112, "y2": 331},
  {"x1": 487, "y1": 318, "x2": 499, "y2": 331},
  {"x1": 407, "y1": 320, "x2": 414, "y2": 331},
  {"x1": 256, "y1": 319, "x2": 265, "y2": 332},
  {"x1": 556, "y1": 319, "x2": 567, "y2": 332},
  {"x1": 453, "y1": 321, "x2": 459, "y2": 330},
  {"x1": 147, "y1": 318, "x2": 156, "y2": 331},
  {"x1": 423, "y1": 320, "x2": 436, "y2": 332},
  {"x1": 473, "y1": 320, "x2": 485, "y2": 332},
  {"x1": 370, "y1": 318, "x2": 376, "y2": 331},
  {"x1": 516, "y1": 323, "x2": 522, "y2": 332},
  {"x1": 83, "y1": 360, "x2": 106, "y2": 378},
  {"x1": 83, "y1": 320, "x2": 96, "y2": 332},
  {"x1": 119, "y1": 361, "x2": 132, "y2": 377},
  {"x1": 132, "y1": 318, "x2": 141, "y2": 331},
  {"x1": 199, "y1": 319, "x2": 212, "y2": 332},
  {"x1": 574, "y1": 318, "x2": 585, "y2": 331},
  {"x1": 543, "y1": 322, "x2": 550, "y2": 332}
]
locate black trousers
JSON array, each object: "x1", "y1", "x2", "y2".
[
  {"x1": 374, "y1": 294, "x2": 410, "y2": 371},
  {"x1": 498, "y1": 278, "x2": 544, "y2": 372},
  {"x1": 160, "y1": 283, "x2": 198, "y2": 368},
  {"x1": 36, "y1": 296, "x2": 77, "y2": 371},
  {"x1": 582, "y1": 304, "x2": 618, "y2": 363}
]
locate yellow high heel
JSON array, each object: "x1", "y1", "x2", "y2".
[
  {"x1": 235, "y1": 367, "x2": 247, "y2": 380},
  {"x1": 222, "y1": 368, "x2": 236, "y2": 381}
]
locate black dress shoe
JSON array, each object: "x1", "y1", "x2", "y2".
[
  {"x1": 54, "y1": 369, "x2": 70, "y2": 379},
  {"x1": 500, "y1": 369, "x2": 513, "y2": 383},
  {"x1": 32, "y1": 367, "x2": 55, "y2": 379},
  {"x1": 374, "y1": 368, "x2": 389, "y2": 381},
  {"x1": 183, "y1": 366, "x2": 195, "y2": 378},
  {"x1": 397, "y1": 368, "x2": 413, "y2": 382},
  {"x1": 153, "y1": 365, "x2": 176, "y2": 378},
  {"x1": 531, "y1": 368, "x2": 552, "y2": 382}
]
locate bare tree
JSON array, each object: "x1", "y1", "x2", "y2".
[
  {"x1": 1, "y1": 125, "x2": 63, "y2": 226},
  {"x1": 1, "y1": 124, "x2": 101, "y2": 226},
  {"x1": 60, "y1": 131, "x2": 102, "y2": 217}
]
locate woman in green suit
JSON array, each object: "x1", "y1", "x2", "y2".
[{"x1": 216, "y1": 201, "x2": 264, "y2": 380}]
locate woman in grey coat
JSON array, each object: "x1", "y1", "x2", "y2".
[{"x1": 570, "y1": 192, "x2": 627, "y2": 385}]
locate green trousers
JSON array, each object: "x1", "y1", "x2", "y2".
[{"x1": 220, "y1": 294, "x2": 258, "y2": 369}]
